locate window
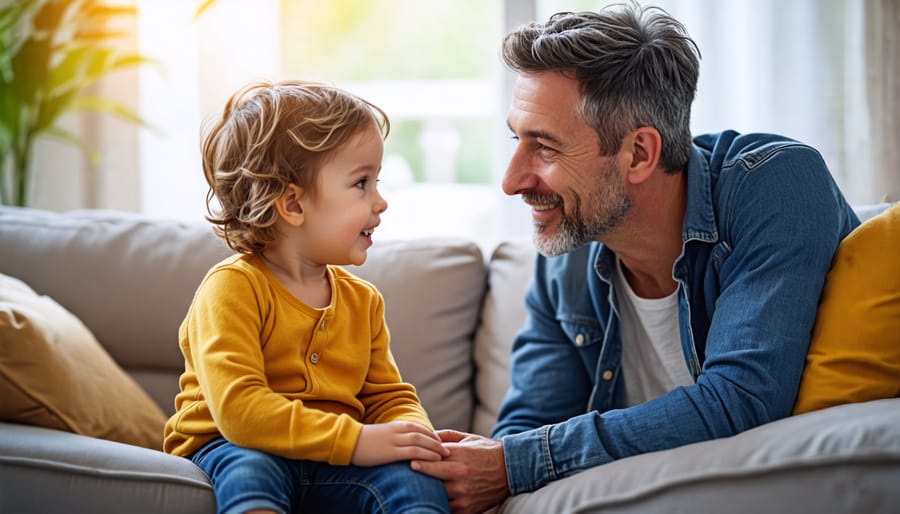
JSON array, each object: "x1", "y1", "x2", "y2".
[
  {"x1": 277, "y1": 0, "x2": 513, "y2": 247},
  {"x1": 130, "y1": 0, "x2": 893, "y2": 252},
  {"x1": 136, "y1": 0, "x2": 523, "y2": 250}
]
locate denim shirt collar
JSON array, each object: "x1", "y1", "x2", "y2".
[
  {"x1": 682, "y1": 144, "x2": 719, "y2": 244},
  {"x1": 595, "y1": 143, "x2": 719, "y2": 281}
]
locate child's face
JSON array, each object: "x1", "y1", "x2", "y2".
[{"x1": 300, "y1": 125, "x2": 388, "y2": 266}]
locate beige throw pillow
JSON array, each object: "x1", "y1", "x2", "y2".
[{"x1": 0, "y1": 273, "x2": 167, "y2": 450}]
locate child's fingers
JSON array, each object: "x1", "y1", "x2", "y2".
[
  {"x1": 399, "y1": 431, "x2": 450, "y2": 457},
  {"x1": 403, "y1": 446, "x2": 445, "y2": 462}
]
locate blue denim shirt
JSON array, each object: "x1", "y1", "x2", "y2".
[{"x1": 493, "y1": 131, "x2": 860, "y2": 495}]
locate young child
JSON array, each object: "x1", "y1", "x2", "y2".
[{"x1": 163, "y1": 79, "x2": 451, "y2": 514}]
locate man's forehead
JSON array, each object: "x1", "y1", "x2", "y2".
[{"x1": 510, "y1": 72, "x2": 579, "y2": 113}]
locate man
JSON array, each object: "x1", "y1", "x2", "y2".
[{"x1": 412, "y1": 3, "x2": 859, "y2": 513}]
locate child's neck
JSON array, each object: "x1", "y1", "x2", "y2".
[{"x1": 260, "y1": 251, "x2": 331, "y2": 309}]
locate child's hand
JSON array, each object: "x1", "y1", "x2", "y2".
[{"x1": 350, "y1": 421, "x2": 451, "y2": 467}]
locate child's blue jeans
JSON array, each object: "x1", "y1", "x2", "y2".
[{"x1": 191, "y1": 437, "x2": 450, "y2": 514}]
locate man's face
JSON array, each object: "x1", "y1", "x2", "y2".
[{"x1": 502, "y1": 71, "x2": 631, "y2": 256}]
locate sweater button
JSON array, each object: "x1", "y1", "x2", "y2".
[
  {"x1": 310, "y1": 352, "x2": 319, "y2": 364},
  {"x1": 601, "y1": 370, "x2": 613, "y2": 381}
]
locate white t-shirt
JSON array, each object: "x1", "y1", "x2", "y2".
[{"x1": 614, "y1": 257, "x2": 695, "y2": 407}]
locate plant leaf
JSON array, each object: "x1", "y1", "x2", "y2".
[
  {"x1": 11, "y1": 35, "x2": 52, "y2": 106},
  {"x1": 45, "y1": 43, "x2": 91, "y2": 92},
  {"x1": 45, "y1": 123, "x2": 100, "y2": 164},
  {"x1": 34, "y1": 87, "x2": 75, "y2": 133},
  {"x1": 70, "y1": 95, "x2": 162, "y2": 135},
  {"x1": 0, "y1": 1, "x2": 40, "y2": 79},
  {"x1": 194, "y1": 0, "x2": 217, "y2": 19}
]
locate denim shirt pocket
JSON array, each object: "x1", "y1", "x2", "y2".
[
  {"x1": 558, "y1": 316, "x2": 604, "y2": 350},
  {"x1": 558, "y1": 316, "x2": 607, "y2": 384}
]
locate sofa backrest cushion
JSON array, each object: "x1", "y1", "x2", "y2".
[
  {"x1": 0, "y1": 207, "x2": 233, "y2": 415},
  {"x1": 0, "y1": 273, "x2": 167, "y2": 450},
  {"x1": 351, "y1": 238, "x2": 486, "y2": 432},
  {"x1": 472, "y1": 238, "x2": 536, "y2": 436},
  {"x1": 0, "y1": 207, "x2": 486, "y2": 433}
]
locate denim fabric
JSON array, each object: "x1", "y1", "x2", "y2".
[
  {"x1": 492, "y1": 131, "x2": 860, "y2": 495},
  {"x1": 192, "y1": 438, "x2": 449, "y2": 514}
]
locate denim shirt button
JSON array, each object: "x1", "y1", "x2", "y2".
[
  {"x1": 601, "y1": 370, "x2": 613, "y2": 381},
  {"x1": 575, "y1": 333, "x2": 585, "y2": 346}
]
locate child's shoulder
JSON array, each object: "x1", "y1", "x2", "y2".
[
  {"x1": 201, "y1": 254, "x2": 267, "y2": 288},
  {"x1": 330, "y1": 265, "x2": 381, "y2": 296}
]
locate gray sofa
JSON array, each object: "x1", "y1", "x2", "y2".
[{"x1": 1, "y1": 205, "x2": 898, "y2": 514}]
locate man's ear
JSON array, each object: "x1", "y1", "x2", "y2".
[
  {"x1": 622, "y1": 126, "x2": 662, "y2": 185},
  {"x1": 275, "y1": 184, "x2": 305, "y2": 227}
]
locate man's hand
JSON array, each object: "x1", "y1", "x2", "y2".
[
  {"x1": 351, "y1": 421, "x2": 450, "y2": 467},
  {"x1": 411, "y1": 429, "x2": 510, "y2": 514}
]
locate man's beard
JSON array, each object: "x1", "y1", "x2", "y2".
[{"x1": 531, "y1": 160, "x2": 631, "y2": 257}]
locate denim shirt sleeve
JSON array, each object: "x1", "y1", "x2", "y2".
[
  {"x1": 495, "y1": 136, "x2": 859, "y2": 495},
  {"x1": 491, "y1": 250, "x2": 604, "y2": 421}
]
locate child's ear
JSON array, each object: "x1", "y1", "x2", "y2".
[{"x1": 275, "y1": 184, "x2": 305, "y2": 227}]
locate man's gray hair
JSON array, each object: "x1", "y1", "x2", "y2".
[{"x1": 502, "y1": 2, "x2": 700, "y2": 172}]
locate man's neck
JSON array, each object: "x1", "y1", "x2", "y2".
[{"x1": 603, "y1": 170, "x2": 687, "y2": 299}]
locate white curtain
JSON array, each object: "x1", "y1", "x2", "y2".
[
  {"x1": 865, "y1": 0, "x2": 899, "y2": 203},
  {"x1": 667, "y1": 0, "x2": 896, "y2": 205},
  {"x1": 526, "y1": 0, "x2": 899, "y2": 206}
]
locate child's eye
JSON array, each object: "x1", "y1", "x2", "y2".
[{"x1": 354, "y1": 178, "x2": 367, "y2": 189}]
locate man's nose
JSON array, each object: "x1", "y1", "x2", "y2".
[{"x1": 502, "y1": 146, "x2": 535, "y2": 196}]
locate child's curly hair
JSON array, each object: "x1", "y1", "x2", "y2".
[{"x1": 200, "y1": 79, "x2": 389, "y2": 254}]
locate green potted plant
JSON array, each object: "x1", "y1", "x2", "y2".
[{"x1": 0, "y1": 0, "x2": 153, "y2": 207}]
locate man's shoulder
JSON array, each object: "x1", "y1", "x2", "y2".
[
  {"x1": 691, "y1": 130, "x2": 837, "y2": 214},
  {"x1": 693, "y1": 130, "x2": 817, "y2": 164},
  {"x1": 692, "y1": 130, "x2": 826, "y2": 171},
  {"x1": 690, "y1": 131, "x2": 856, "y2": 244}
]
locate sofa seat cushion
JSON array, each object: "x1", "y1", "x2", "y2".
[
  {"x1": 0, "y1": 422, "x2": 214, "y2": 514},
  {"x1": 0, "y1": 274, "x2": 167, "y2": 450},
  {"x1": 499, "y1": 398, "x2": 900, "y2": 514},
  {"x1": 793, "y1": 202, "x2": 900, "y2": 414}
]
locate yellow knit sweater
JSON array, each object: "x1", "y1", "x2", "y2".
[{"x1": 163, "y1": 254, "x2": 431, "y2": 465}]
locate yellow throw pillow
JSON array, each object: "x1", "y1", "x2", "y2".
[
  {"x1": 793, "y1": 203, "x2": 900, "y2": 414},
  {"x1": 0, "y1": 273, "x2": 167, "y2": 449}
]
